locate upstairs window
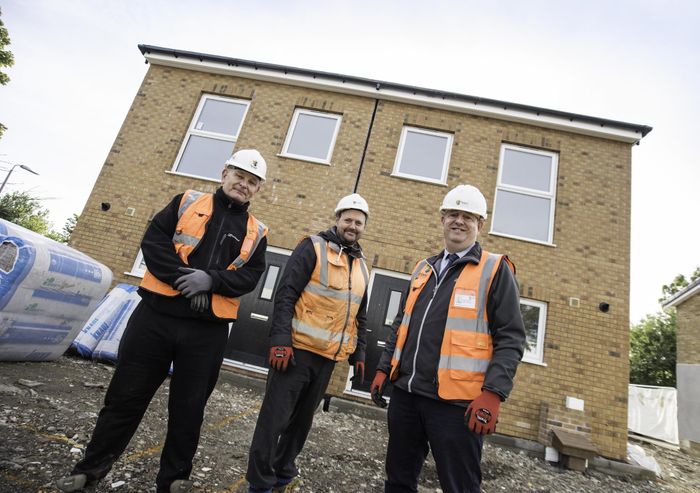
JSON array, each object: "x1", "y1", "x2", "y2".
[
  {"x1": 281, "y1": 109, "x2": 342, "y2": 164},
  {"x1": 392, "y1": 126, "x2": 452, "y2": 185},
  {"x1": 172, "y1": 95, "x2": 250, "y2": 180},
  {"x1": 491, "y1": 144, "x2": 558, "y2": 244}
]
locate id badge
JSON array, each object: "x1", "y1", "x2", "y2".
[{"x1": 453, "y1": 288, "x2": 476, "y2": 309}]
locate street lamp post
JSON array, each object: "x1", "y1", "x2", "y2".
[{"x1": 0, "y1": 164, "x2": 40, "y2": 195}]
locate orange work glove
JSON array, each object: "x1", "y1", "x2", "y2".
[
  {"x1": 465, "y1": 390, "x2": 501, "y2": 435},
  {"x1": 369, "y1": 371, "x2": 388, "y2": 408},
  {"x1": 268, "y1": 346, "x2": 294, "y2": 372}
]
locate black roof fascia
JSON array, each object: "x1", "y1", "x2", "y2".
[{"x1": 138, "y1": 44, "x2": 652, "y2": 138}]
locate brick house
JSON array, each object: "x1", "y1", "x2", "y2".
[
  {"x1": 663, "y1": 278, "x2": 700, "y2": 454},
  {"x1": 69, "y1": 44, "x2": 651, "y2": 460}
]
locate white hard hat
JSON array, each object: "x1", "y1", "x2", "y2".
[
  {"x1": 225, "y1": 149, "x2": 267, "y2": 181},
  {"x1": 335, "y1": 193, "x2": 369, "y2": 218},
  {"x1": 440, "y1": 184, "x2": 488, "y2": 219}
]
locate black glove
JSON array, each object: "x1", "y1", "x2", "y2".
[
  {"x1": 369, "y1": 371, "x2": 388, "y2": 408},
  {"x1": 174, "y1": 267, "x2": 213, "y2": 298},
  {"x1": 190, "y1": 293, "x2": 209, "y2": 312}
]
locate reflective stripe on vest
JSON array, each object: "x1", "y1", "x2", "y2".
[
  {"x1": 140, "y1": 189, "x2": 268, "y2": 320},
  {"x1": 390, "y1": 250, "x2": 507, "y2": 401},
  {"x1": 291, "y1": 235, "x2": 368, "y2": 361}
]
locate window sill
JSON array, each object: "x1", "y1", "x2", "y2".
[
  {"x1": 389, "y1": 172, "x2": 448, "y2": 187},
  {"x1": 522, "y1": 358, "x2": 547, "y2": 367},
  {"x1": 123, "y1": 271, "x2": 145, "y2": 279},
  {"x1": 488, "y1": 231, "x2": 556, "y2": 248},
  {"x1": 165, "y1": 170, "x2": 221, "y2": 183},
  {"x1": 277, "y1": 153, "x2": 332, "y2": 166}
]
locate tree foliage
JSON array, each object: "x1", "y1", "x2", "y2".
[
  {"x1": 630, "y1": 310, "x2": 677, "y2": 387},
  {"x1": 0, "y1": 191, "x2": 75, "y2": 243},
  {"x1": 0, "y1": 7, "x2": 14, "y2": 138},
  {"x1": 660, "y1": 266, "x2": 700, "y2": 302}
]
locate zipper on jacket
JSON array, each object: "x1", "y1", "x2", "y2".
[
  {"x1": 333, "y1": 249, "x2": 353, "y2": 362},
  {"x1": 406, "y1": 262, "x2": 456, "y2": 393},
  {"x1": 207, "y1": 207, "x2": 228, "y2": 270}
]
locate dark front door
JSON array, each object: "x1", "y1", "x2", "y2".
[
  {"x1": 351, "y1": 272, "x2": 410, "y2": 394},
  {"x1": 224, "y1": 250, "x2": 289, "y2": 368}
]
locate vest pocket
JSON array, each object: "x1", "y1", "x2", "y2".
[{"x1": 447, "y1": 330, "x2": 491, "y2": 381}]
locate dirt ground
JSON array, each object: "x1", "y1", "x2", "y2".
[{"x1": 1, "y1": 356, "x2": 698, "y2": 493}]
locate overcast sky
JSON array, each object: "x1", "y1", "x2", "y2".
[{"x1": 1, "y1": 0, "x2": 698, "y2": 323}]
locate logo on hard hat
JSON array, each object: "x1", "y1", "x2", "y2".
[{"x1": 251, "y1": 160, "x2": 258, "y2": 168}]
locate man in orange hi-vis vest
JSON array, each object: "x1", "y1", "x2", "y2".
[
  {"x1": 57, "y1": 150, "x2": 269, "y2": 493},
  {"x1": 369, "y1": 184, "x2": 526, "y2": 493},
  {"x1": 245, "y1": 193, "x2": 370, "y2": 493}
]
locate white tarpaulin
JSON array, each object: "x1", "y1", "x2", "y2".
[{"x1": 628, "y1": 384, "x2": 679, "y2": 444}]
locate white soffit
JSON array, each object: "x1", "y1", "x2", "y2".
[{"x1": 144, "y1": 52, "x2": 644, "y2": 144}]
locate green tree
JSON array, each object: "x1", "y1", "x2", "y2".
[
  {"x1": 0, "y1": 191, "x2": 74, "y2": 243},
  {"x1": 660, "y1": 266, "x2": 700, "y2": 302},
  {"x1": 0, "y1": 8, "x2": 15, "y2": 138},
  {"x1": 629, "y1": 310, "x2": 677, "y2": 387}
]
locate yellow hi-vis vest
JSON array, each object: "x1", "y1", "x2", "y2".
[
  {"x1": 389, "y1": 250, "x2": 513, "y2": 401},
  {"x1": 291, "y1": 235, "x2": 369, "y2": 361},
  {"x1": 140, "y1": 189, "x2": 268, "y2": 320}
]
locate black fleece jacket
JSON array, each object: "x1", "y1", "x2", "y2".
[
  {"x1": 377, "y1": 242, "x2": 525, "y2": 405},
  {"x1": 138, "y1": 187, "x2": 267, "y2": 322},
  {"x1": 268, "y1": 227, "x2": 368, "y2": 363}
]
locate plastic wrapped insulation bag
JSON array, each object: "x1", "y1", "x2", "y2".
[
  {"x1": 0, "y1": 218, "x2": 112, "y2": 361},
  {"x1": 72, "y1": 283, "x2": 140, "y2": 361}
]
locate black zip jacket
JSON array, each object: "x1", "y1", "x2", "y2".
[
  {"x1": 377, "y1": 242, "x2": 525, "y2": 404},
  {"x1": 268, "y1": 227, "x2": 368, "y2": 363},
  {"x1": 138, "y1": 187, "x2": 267, "y2": 322}
]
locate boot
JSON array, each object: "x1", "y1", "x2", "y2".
[
  {"x1": 55, "y1": 473, "x2": 97, "y2": 492},
  {"x1": 170, "y1": 479, "x2": 194, "y2": 492}
]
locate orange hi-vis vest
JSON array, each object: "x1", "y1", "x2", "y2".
[
  {"x1": 390, "y1": 250, "x2": 512, "y2": 401},
  {"x1": 140, "y1": 190, "x2": 268, "y2": 320},
  {"x1": 292, "y1": 235, "x2": 369, "y2": 361}
]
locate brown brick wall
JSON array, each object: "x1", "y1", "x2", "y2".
[
  {"x1": 676, "y1": 294, "x2": 700, "y2": 365},
  {"x1": 70, "y1": 64, "x2": 633, "y2": 459}
]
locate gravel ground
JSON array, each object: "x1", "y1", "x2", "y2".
[{"x1": 1, "y1": 356, "x2": 698, "y2": 493}]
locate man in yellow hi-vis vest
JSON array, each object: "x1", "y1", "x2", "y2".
[
  {"x1": 57, "y1": 150, "x2": 269, "y2": 493},
  {"x1": 245, "y1": 193, "x2": 370, "y2": 493},
  {"x1": 370, "y1": 184, "x2": 526, "y2": 493}
]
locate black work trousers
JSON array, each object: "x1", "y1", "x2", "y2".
[
  {"x1": 246, "y1": 349, "x2": 335, "y2": 489},
  {"x1": 71, "y1": 302, "x2": 229, "y2": 492},
  {"x1": 384, "y1": 387, "x2": 484, "y2": 493}
]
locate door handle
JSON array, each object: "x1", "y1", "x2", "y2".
[{"x1": 250, "y1": 313, "x2": 269, "y2": 321}]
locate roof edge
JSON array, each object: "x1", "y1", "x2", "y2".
[
  {"x1": 662, "y1": 277, "x2": 700, "y2": 308},
  {"x1": 138, "y1": 44, "x2": 653, "y2": 143}
]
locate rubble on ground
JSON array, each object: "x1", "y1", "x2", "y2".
[{"x1": 1, "y1": 356, "x2": 697, "y2": 492}]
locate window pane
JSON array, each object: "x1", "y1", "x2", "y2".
[
  {"x1": 196, "y1": 99, "x2": 247, "y2": 136},
  {"x1": 260, "y1": 265, "x2": 280, "y2": 300},
  {"x1": 398, "y1": 131, "x2": 448, "y2": 181},
  {"x1": 520, "y1": 303, "x2": 541, "y2": 357},
  {"x1": 176, "y1": 135, "x2": 234, "y2": 179},
  {"x1": 492, "y1": 190, "x2": 551, "y2": 242},
  {"x1": 287, "y1": 113, "x2": 338, "y2": 160},
  {"x1": 501, "y1": 149, "x2": 552, "y2": 192},
  {"x1": 385, "y1": 290, "x2": 402, "y2": 325}
]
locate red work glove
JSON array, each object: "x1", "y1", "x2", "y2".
[
  {"x1": 352, "y1": 361, "x2": 365, "y2": 384},
  {"x1": 268, "y1": 346, "x2": 294, "y2": 372},
  {"x1": 369, "y1": 371, "x2": 388, "y2": 408},
  {"x1": 465, "y1": 390, "x2": 501, "y2": 435}
]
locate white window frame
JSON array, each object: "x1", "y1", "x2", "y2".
[
  {"x1": 520, "y1": 298, "x2": 547, "y2": 365},
  {"x1": 171, "y1": 94, "x2": 250, "y2": 180},
  {"x1": 391, "y1": 126, "x2": 453, "y2": 185},
  {"x1": 490, "y1": 144, "x2": 558, "y2": 245},
  {"x1": 280, "y1": 108, "x2": 342, "y2": 164},
  {"x1": 125, "y1": 249, "x2": 147, "y2": 278}
]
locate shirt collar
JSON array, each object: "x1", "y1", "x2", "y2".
[{"x1": 443, "y1": 244, "x2": 473, "y2": 260}]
